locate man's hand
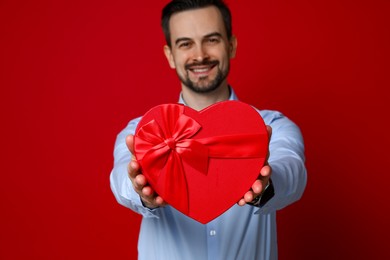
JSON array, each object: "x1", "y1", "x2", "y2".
[
  {"x1": 126, "y1": 134, "x2": 166, "y2": 209},
  {"x1": 237, "y1": 125, "x2": 273, "y2": 206}
]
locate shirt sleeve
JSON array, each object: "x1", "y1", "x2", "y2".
[
  {"x1": 109, "y1": 117, "x2": 159, "y2": 218},
  {"x1": 255, "y1": 110, "x2": 307, "y2": 215}
]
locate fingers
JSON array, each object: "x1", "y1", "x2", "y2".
[
  {"x1": 139, "y1": 186, "x2": 165, "y2": 208},
  {"x1": 255, "y1": 165, "x2": 272, "y2": 196},
  {"x1": 237, "y1": 198, "x2": 247, "y2": 206},
  {"x1": 127, "y1": 160, "x2": 145, "y2": 196},
  {"x1": 260, "y1": 165, "x2": 271, "y2": 178},
  {"x1": 155, "y1": 196, "x2": 166, "y2": 206},
  {"x1": 126, "y1": 135, "x2": 166, "y2": 208},
  {"x1": 129, "y1": 163, "x2": 165, "y2": 208},
  {"x1": 237, "y1": 165, "x2": 272, "y2": 207},
  {"x1": 250, "y1": 179, "x2": 265, "y2": 200},
  {"x1": 128, "y1": 158, "x2": 139, "y2": 178},
  {"x1": 139, "y1": 187, "x2": 166, "y2": 208},
  {"x1": 133, "y1": 171, "x2": 147, "y2": 190},
  {"x1": 251, "y1": 179, "x2": 263, "y2": 194},
  {"x1": 237, "y1": 188, "x2": 258, "y2": 206}
]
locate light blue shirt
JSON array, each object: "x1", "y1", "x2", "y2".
[{"x1": 110, "y1": 88, "x2": 307, "y2": 260}]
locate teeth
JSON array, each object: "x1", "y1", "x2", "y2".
[{"x1": 192, "y1": 68, "x2": 209, "y2": 73}]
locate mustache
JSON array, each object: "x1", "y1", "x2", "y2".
[{"x1": 185, "y1": 60, "x2": 219, "y2": 70}]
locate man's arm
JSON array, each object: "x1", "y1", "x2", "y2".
[
  {"x1": 254, "y1": 110, "x2": 307, "y2": 214},
  {"x1": 110, "y1": 118, "x2": 164, "y2": 217}
]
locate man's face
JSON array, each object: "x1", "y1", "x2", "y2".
[{"x1": 164, "y1": 6, "x2": 237, "y2": 93}]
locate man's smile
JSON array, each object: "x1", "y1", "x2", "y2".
[{"x1": 186, "y1": 61, "x2": 219, "y2": 77}]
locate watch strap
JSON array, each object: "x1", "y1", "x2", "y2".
[{"x1": 248, "y1": 178, "x2": 275, "y2": 207}]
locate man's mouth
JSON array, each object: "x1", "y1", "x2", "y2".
[
  {"x1": 189, "y1": 66, "x2": 215, "y2": 77},
  {"x1": 192, "y1": 67, "x2": 212, "y2": 73},
  {"x1": 186, "y1": 61, "x2": 219, "y2": 77}
]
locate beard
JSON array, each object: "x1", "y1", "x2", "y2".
[{"x1": 178, "y1": 60, "x2": 229, "y2": 94}]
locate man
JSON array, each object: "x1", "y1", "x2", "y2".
[{"x1": 110, "y1": 0, "x2": 307, "y2": 259}]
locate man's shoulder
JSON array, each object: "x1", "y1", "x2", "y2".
[
  {"x1": 125, "y1": 116, "x2": 142, "y2": 132},
  {"x1": 115, "y1": 116, "x2": 143, "y2": 139},
  {"x1": 256, "y1": 109, "x2": 285, "y2": 125},
  {"x1": 128, "y1": 116, "x2": 142, "y2": 126},
  {"x1": 256, "y1": 108, "x2": 300, "y2": 130}
]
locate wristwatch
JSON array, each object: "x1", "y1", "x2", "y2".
[{"x1": 248, "y1": 178, "x2": 274, "y2": 207}]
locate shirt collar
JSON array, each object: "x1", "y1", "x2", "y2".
[{"x1": 178, "y1": 86, "x2": 238, "y2": 105}]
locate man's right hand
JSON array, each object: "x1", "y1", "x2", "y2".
[{"x1": 126, "y1": 134, "x2": 166, "y2": 209}]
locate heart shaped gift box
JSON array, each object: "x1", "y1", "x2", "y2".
[{"x1": 134, "y1": 100, "x2": 268, "y2": 224}]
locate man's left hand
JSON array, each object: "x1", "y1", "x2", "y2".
[{"x1": 237, "y1": 125, "x2": 272, "y2": 206}]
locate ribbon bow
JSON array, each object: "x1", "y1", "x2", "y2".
[{"x1": 134, "y1": 104, "x2": 267, "y2": 214}]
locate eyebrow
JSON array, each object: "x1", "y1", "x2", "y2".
[
  {"x1": 204, "y1": 32, "x2": 223, "y2": 39},
  {"x1": 175, "y1": 37, "x2": 192, "y2": 46},
  {"x1": 174, "y1": 32, "x2": 223, "y2": 46}
]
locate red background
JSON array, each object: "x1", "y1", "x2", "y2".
[{"x1": 1, "y1": 0, "x2": 389, "y2": 259}]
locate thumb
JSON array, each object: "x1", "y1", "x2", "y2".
[
  {"x1": 126, "y1": 134, "x2": 135, "y2": 155},
  {"x1": 266, "y1": 125, "x2": 272, "y2": 143},
  {"x1": 265, "y1": 125, "x2": 272, "y2": 162}
]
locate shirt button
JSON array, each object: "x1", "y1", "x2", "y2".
[{"x1": 209, "y1": 230, "x2": 216, "y2": 236}]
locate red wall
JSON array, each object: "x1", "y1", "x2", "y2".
[{"x1": 1, "y1": 0, "x2": 389, "y2": 259}]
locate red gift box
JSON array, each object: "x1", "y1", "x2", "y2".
[{"x1": 134, "y1": 100, "x2": 268, "y2": 224}]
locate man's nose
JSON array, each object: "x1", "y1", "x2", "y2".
[{"x1": 192, "y1": 45, "x2": 209, "y2": 62}]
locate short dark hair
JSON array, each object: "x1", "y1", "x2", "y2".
[{"x1": 161, "y1": 0, "x2": 232, "y2": 47}]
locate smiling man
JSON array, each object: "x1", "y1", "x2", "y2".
[
  {"x1": 163, "y1": 5, "x2": 235, "y2": 108},
  {"x1": 110, "y1": 1, "x2": 307, "y2": 259}
]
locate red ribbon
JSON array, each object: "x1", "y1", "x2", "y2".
[{"x1": 134, "y1": 104, "x2": 267, "y2": 214}]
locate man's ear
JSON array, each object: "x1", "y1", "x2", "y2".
[
  {"x1": 163, "y1": 45, "x2": 176, "y2": 69},
  {"x1": 229, "y1": 35, "x2": 237, "y2": 59}
]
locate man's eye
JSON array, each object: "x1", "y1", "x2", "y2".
[
  {"x1": 208, "y1": 38, "x2": 219, "y2": 43},
  {"x1": 179, "y1": 42, "x2": 191, "y2": 48}
]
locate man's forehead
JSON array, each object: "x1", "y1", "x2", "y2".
[{"x1": 169, "y1": 6, "x2": 227, "y2": 39}]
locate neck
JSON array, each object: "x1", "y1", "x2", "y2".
[{"x1": 181, "y1": 83, "x2": 230, "y2": 111}]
